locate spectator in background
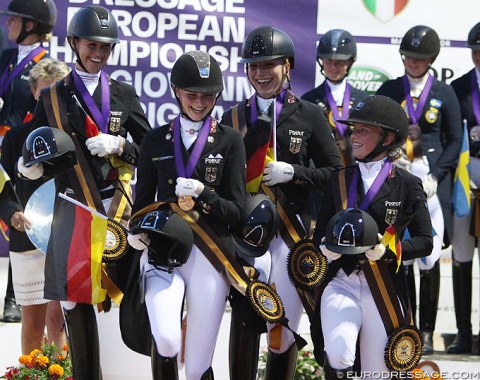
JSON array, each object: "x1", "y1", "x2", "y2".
[
  {"x1": 302, "y1": 29, "x2": 368, "y2": 166},
  {"x1": 0, "y1": 58, "x2": 70, "y2": 354},
  {"x1": 377, "y1": 25, "x2": 463, "y2": 354},
  {"x1": 447, "y1": 21, "x2": 480, "y2": 354},
  {"x1": 0, "y1": 0, "x2": 57, "y2": 324}
]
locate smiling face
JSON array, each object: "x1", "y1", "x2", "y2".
[
  {"x1": 73, "y1": 38, "x2": 113, "y2": 73},
  {"x1": 349, "y1": 123, "x2": 393, "y2": 161},
  {"x1": 247, "y1": 58, "x2": 289, "y2": 98},
  {"x1": 175, "y1": 88, "x2": 217, "y2": 121},
  {"x1": 402, "y1": 55, "x2": 432, "y2": 78},
  {"x1": 322, "y1": 58, "x2": 352, "y2": 82}
]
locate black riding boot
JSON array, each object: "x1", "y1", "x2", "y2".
[
  {"x1": 323, "y1": 353, "x2": 354, "y2": 380},
  {"x1": 151, "y1": 340, "x2": 179, "y2": 380},
  {"x1": 405, "y1": 264, "x2": 417, "y2": 325},
  {"x1": 201, "y1": 367, "x2": 214, "y2": 379},
  {"x1": 447, "y1": 260, "x2": 473, "y2": 354},
  {"x1": 63, "y1": 304, "x2": 102, "y2": 380},
  {"x1": 419, "y1": 261, "x2": 440, "y2": 354},
  {"x1": 3, "y1": 260, "x2": 21, "y2": 323},
  {"x1": 264, "y1": 344, "x2": 298, "y2": 380},
  {"x1": 228, "y1": 314, "x2": 260, "y2": 380}
]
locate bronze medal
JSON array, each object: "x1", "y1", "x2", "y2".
[
  {"x1": 287, "y1": 239, "x2": 328, "y2": 289},
  {"x1": 178, "y1": 196, "x2": 195, "y2": 211},
  {"x1": 247, "y1": 280, "x2": 284, "y2": 323},
  {"x1": 103, "y1": 219, "x2": 129, "y2": 262},
  {"x1": 384, "y1": 326, "x2": 423, "y2": 372}
]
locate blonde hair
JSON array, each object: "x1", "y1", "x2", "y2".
[{"x1": 28, "y1": 58, "x2": 70, "y2": 88}]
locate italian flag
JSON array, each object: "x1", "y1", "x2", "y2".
[
  {"x1": 45, "y1": 193, "x2": 108, "y2": 304},
  {"x1": 364, "y1": 0, "x2": 408, "y2": 22}
]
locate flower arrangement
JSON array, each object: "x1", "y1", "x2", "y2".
[
  {"x1": 2, "y1": 343, "x2": 72, "y2": 380},
  {"x1": 257, "y1": 346, "x2": 323, "y2": 380}
]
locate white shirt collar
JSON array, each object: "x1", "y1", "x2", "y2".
[
  {"x1": 17, "y1": 42, "x2": 41, "y2": 65},
  {"x1": 326, "y1": 79, "x2": 347, "y2": 105}
]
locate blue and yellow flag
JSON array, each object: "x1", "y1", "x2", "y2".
[{"x1": 452, "y1": 121, "x2": 470, "y2": 218}]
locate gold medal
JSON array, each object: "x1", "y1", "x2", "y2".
[
  {"x1": 384, "y1": 326, "x2": 423, "y2": 372},
  {"x1": 103, "y1": 219, "x2": 129, "y2": 262},
  {"x1": 246, "y1": 280, "x2": 284, "y2": 323},
  {"x1": 287, "y1": 239, "x2": 328, "y2": 289},
  {"x1": 178, "y1": 196, "x2": 195, "y2": 211}
]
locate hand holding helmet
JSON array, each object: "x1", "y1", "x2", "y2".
[
  {"x1": 175, "y1": 177, "x2": 204, "y2": 198},
  {"x1": 86, "y1": 134, "x2": 124, "y2": 157},
  {"x1": 319, "y1": 237, "x2": 341, "y2": 262},
  {"x1": 262, "y1": 161, "x2": 294, "y2": 186},
  {"x1": 365, "y1": 233, "x2": 386, "y2": 261},
  {"x1": 18, "y1": 156, "x2": 43, "y2": 180},
  {"x1": 422, "y1": 174, "x2": 438, "y2": 199},
  {"x1": 127, "y1": 232, "x2": 150, "y2": 251}
]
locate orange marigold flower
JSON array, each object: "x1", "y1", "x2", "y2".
[
  {"x1": 49, "y1": 364, "x2": 65, "y2": 377},
  {"x1": 63, "y1": 344, "x2": 69, "y2": 352},
  {"x1": 34, "y1": 354, "x2": 49, "y2": 367},
  {"x1": 57, "y1": 354, "x2": 65, "y2": 360},
  {"x1": 18, "y1": 355, "x2": 33, "y2": 365},
  {"x1": 29, "y1": 349, "x2": 41, "y2": 356}
]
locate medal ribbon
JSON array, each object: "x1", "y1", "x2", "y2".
[
  {"x1": 324, "y1": 82, "x2": 351, "y2": 136},
  {"x1": 173, "y1": 116, "x2": 211, "y2": 178},
  {"x1": 72, "y1": 68, "x2": 111, "y2": 134},
  {"x1": 0, "y1": 46, "x2": 46, "y2": 97},
  {"x1": 470, "y1": 70, "x2": 480, "y2": 126},
  {"x1": 347, "y1": 160, "x2": 393, "y2": 210},
  {"x1": 402, "y1": 74, "x2": 433, "y2": 125}
]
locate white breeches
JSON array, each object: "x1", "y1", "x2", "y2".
[
  {"x1": 142, "y1": 245, "x2": 229, "y2": 380},
  {"x1": 321, "y1": 269, "x2": 389, "y2": 373},
  {"x1": 404, "y1": 158, "x2": 444, "y2": 270}
]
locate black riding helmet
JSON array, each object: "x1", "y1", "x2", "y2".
[
  {"x1": 399, "y1": 25, "x2": 440, "y2": 60},
  {"x1": 129, "y1": 208, "x2": 194, "y2": 273},
  {"x1": 324, "y1": 208, "x2": 379, "y2": 255},
  {"x1": 317, "y1": 29, "x2": 357, "y2": 61},
  {"x1": 233, "y1": 193, "x2": 279, "y2": 258},
  {"x1": 338, "y1": 95, "x2": 408, "y2": 162},
  {"x1": 240, "y1": 26, "x2": 295, "y2": 69},
  {"x1": 0, "y1": 0, "x2": 57, "y2": 43},
  {"x1": 171, "y1": 50, "x2": 224, "y2": 94},
  {"x1": 22, "y1": 126, "x2": 77, "y2": 175},
  {"x1": 468, "y1": 22, "x2": 480, "y2": 50}
]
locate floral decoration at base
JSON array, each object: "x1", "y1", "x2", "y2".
[
  {"x1": 257, "y1": 346, "x2": 324, "y2": 380},
  {"x1": 1, "y1": 342, "x2": 72, "y2": 380}
]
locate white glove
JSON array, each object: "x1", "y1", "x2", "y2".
[
  {"x1": 262, "y1": 161, "x2": 294, "y2": 186},
  {"x1": 85, "y1": 134, "x2": 124, "y2": 157},
  {"x1": 127, "y1": 232, "x2": 150, "y2": 251},
  {"x1": 17, "y1": 156, "x2": 43, "y2": 180},
  {"x1": 175, "y1": 177, "x2": 205, "y2": 198},
  {"x1": 394, "y1": 155, "x2": 411, "y2": 171},
  {"x1": 319, "y1": 237, "x2": 341, "y2": 262},
  {"x1": 365, "y1": 234, "x2": 386, "y2": 261},
  {"x1": 422, "y1": 174, "x2": 438, "y2": 199}
]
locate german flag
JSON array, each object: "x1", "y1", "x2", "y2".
[
  {"x1": 381, "y1": 225, "x2": 402, "y2": 273},
  {"x1": 244, "y1": 117, "x2": 273, "y2": 193},
  {"x1": 45, "y1": 193, "x2": 107, "y2": 304}
]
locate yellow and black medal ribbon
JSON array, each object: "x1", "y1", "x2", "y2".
[
  {"x1": 261, "y1": 185, "x2": 327, "y2": 315},
  {"x1": 362, "y1": 260, "x2": 422, "y2": 372}
]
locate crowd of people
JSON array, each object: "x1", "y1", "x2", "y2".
[{"x1": 0, "y1": 1, "x2": 478, "y2": 379}]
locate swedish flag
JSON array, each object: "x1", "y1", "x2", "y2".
[{"x1": 452, "y1": 121, "x2": 470, "y2": 217}]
